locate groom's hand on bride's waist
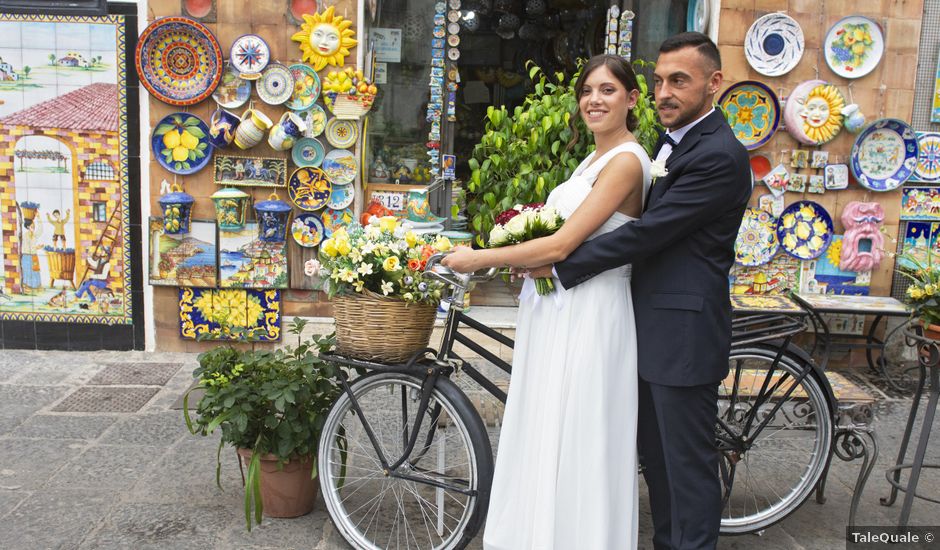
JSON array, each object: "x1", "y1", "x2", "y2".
[{"x1": 526, "y1": 265, "x2": 554, "y2": 279}]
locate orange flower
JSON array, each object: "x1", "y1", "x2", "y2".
[
  {"x1": 420, "y1": 259, "x2": 427, "y2": 270},
  {"x1": 407, "y1": 258, "x2": 422, "y2": 271},
  {"x1": 421, "y1": 245, "x2": 435, "y2": 259}
]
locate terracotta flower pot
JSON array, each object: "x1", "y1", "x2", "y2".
[
  {"x1": 237, "y1": 448, "x2": 318, "y2": 518},
  {"x1": 924, "y1": 322, "x2": 940, "y2": 341}
]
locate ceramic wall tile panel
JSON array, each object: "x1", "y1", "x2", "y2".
[
  {"x1": 179, "y1": 287, "x2": 281, "y2": 341},
  {"x1": 799, "y1": 236, "x2": 871, "y2": 296},
  {"x1": 148, "y1": 218, "x2": 218, "y2": 287},
  {"x1": 218, "y1": 222, "x2": 288, "y2": 289},
  {"x1": 0, "y1": 14, "x2": 131, "y2": 325}
]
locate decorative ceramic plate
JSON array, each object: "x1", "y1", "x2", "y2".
[
  {"x1": 686, "y1": 0, "x2": 709, "y2": 33},
  {"x1": 750, "y1": 154, "x2": 772, "y2": 180},
  {"x1": 322, "y1": 149, "x2": 358, "y2": 185},
  {"x1": 744, "y1": 13, "x2": 804, "y2": 77},
  {"x1": 776, "y1": 201, "x2": 834, "y2": 260},
  {"x1": 850, "y1": 118, "x2": 918, "y2": 192},
  {"x1": 136, "y1": 17, "x2": 223, "y2": 106},
  {"x1": 292, "y1": 137, "x2": 325, "y2": 168},
  {"x1": 256, "y1": 63, "x2": 294, "y2": 105},
  {"x1": 719, "y1": 81, "x2": 780, "y2": 150},
  {"x1": 734, "y1": 207, "x2": 779, "y2": 266},
  {"x1": 914, "y1": 132, "x2": 940, "y2": 183},
  {"x1": 320, "y1": 207, "x2": 355, "y2": 237},
  {"x1": 230, "y1": 34, "x2": 270, "y2": 77},
  {"x1": 291, "y1": 213, "x2": 325, "y2": 247},
  {"x1": 824, "y1": 16, "x2": 884, "y2": 79},
  {"x1": 325, "y1": 118, "x2": 359, "y2": 149},
  {"x1": 328, "y1": 182, "x2": 355, "y2": 210},
  {"x1": 151, "y1": 112, "x2": 213, "y2": 175},
  {"x1": 286, "y1": 64, "x2": 321, "y2": 111},
  {"x1": 302, "y1": 105, "x2": 328, "y2": 138},
  {"x1": 212, "y1": 62, "x2": 251, "y2": 108},
  {"x1": 288, "y1": 167, "x2": 332, "y2": 211}
]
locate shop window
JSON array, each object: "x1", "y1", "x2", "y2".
[
  {"x1": 362, "y1": 0, "x2": 689, "y2": 189},
  {"x1": 92, "y1": 201, "x2": 107, "y2": 222},
  {"x1": 85, "y1": 160, "x2": 116, "y2": 180}
]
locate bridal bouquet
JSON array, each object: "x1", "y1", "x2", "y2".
[
  {"x1": 489, "y1": 203, "x2": 565, "y2": 295},
  {"x1": 317, "y1": 217, "x2": 451, "y2": 304}
]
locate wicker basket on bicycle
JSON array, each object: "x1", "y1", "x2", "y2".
[{"x1": 331, "y1": 289, "x2": 437, "y2": 363}]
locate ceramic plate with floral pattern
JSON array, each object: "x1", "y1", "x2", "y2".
[
  {"x1": 286, "y1": 64, "x2": 321, "y2": 111},
  {"x1": 914, "y1": 132, "x2": 940, "y2": 183},
  {"x1": 718, "y1": 81, "x2": 780, "y2": 150},
  {"x1": 136, "y1": 17, "x2": 223, "y2": 106},
  {"x1": 291, "y1": 212, "x2": 325, "y2": 247},
  {"x1": 824, "y1": 16, "x2": 884, "y2": 79},
  {"x1": 851, "y1": 118, "x2": 918, "y2": 192},
  {"x1": 288, "y1": 167, "x2": 332, "y2": 211},
  {"x1": 776, "y1": 200, "x2": 834, "y2": 260},
  {"x1": 734, "y1": 207, "x2": 779, "y2": 266},
  {"x1": 325, "y1": 118, "x2": 359, "y2": 149}
]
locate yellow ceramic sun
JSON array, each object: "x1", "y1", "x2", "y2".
[
  {"x1": 801, "y1": 84, "x2": 845, "y2": 144},
  {"x1": 291, "y1": 6, "x2": 358, "y2": 71}
]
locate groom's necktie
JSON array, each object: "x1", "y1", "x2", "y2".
[{"x1": 656, "y1": 133, "x2": 678, "y2": 163}]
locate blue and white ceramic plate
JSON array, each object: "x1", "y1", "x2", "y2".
[
  {"x1": 914, "y1": 132, "x2": 940, "y2": 183},
  {"x1": 291, "y1": 212, "x2": 325, "y2": 247},
  {"x1": 292, "y1": 137, "x2": 325, "y2": 168},
  {"x1": 851, "y1": 118, "x2": 918, "y2": 192},
  {"x1": 686, "y1": 0, "x2": 709, "y2": 33},
  {"x1": 327, "y1": 182, "x2": 355, "y2": 210},
  {"x1": 776, "y1": 201, "x2": 834, "y2": 260},
  {"x1": 745, "y1": 13, "x2": 804, "y2": 77}
]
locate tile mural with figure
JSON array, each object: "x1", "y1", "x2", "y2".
[
  {"x1": 0, "y1": 14, "x2": 130, "y2": 324},
  {"x1": 218, "y1": 222, "x2": 288, "y2": 289},
  {"x1": 898, "y1": 221, "x2": 940, "y2": 270},
  {"x1": 729, "y1": 252, "x2": 803, "y2": 295},
  {"x1": 148, "y1": 218, "x2": 218, "y2": 287}
]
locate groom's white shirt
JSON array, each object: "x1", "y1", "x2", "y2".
[{"x1": 655, "y1": 107, "x2": 715, "y2": 163}]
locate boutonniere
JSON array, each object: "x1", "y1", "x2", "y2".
[{"x1": 650, "y1": 158, "x2": 669, "y2": 184}]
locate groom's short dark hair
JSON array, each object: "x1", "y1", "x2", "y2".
[{"x1": 660, "y1": 32, "x2": 721, "y2": 72}]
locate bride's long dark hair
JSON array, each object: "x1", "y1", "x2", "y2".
[{"x1": 567, "y1": 55, "x2": 641, "y2": 150}]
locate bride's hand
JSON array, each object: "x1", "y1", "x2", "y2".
[
  {"x1": 441, "y1": 246, "x2": 482, "y2": 273},
  {"x1": 527, "y1": 264, "x2": 554, "y2": 279}
]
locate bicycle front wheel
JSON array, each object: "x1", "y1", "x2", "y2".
[
  {"x1": 718, "y1": 345, "x2": 834, "y2": 534},
  {"x1": 318, "y1": 371, "x2": 493, "y2": 550}
]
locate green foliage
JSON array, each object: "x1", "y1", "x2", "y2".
[
  {"x1": 467, "y1": 59, "x2": 663, "y2": 245},
  {"x1": 183, "y1": 319, "x2": 342, "y2": 530}
]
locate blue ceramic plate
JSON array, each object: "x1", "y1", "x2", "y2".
[
  {"x1": 686, "y1": 0, "x2": 709, "y2": 33},
  {"x1": 776, "y1": 200, "x2": 833, "y2": 260},
  {"x1": 292, "y1": 137, "x2": 325, "y2": 168},
  {"x1": 327, "y1": 182, "x2": 355, "y2": 210},
  {"x1": 151, "y1": 113, "x2": 213, "y2": 175},
  {"x1": 851, "y1": 118, "x2": 918, "y2": 192},
  {"x1": 291, "y1": 212, "x2": 325, "y2": 247},
  {"x1": 718, "y1": 81, "x2": 780, "y2": 150},
  {"x1": 744, "y1": 13, "x2": 804, "y2": 77},
  {"x1": 288, "y1": 167, "x2": 332, "y2": 211}
]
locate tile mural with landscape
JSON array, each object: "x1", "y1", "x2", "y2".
[{"x1": 0, "y1": 14, "x2": 130, "y2": 324}]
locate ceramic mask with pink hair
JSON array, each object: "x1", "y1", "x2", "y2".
[{"x1": 839, "y1": 201, "x2": 885, "y2": 272}]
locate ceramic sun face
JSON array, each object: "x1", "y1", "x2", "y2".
[
  {"x1": 291, "y1": 6, "x2": 358, "y2": 71},
  {"x1": 784, "y1": 79, "x2": 845, "y2": 145}
]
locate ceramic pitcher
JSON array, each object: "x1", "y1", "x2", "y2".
[
  {"x1": 234, "y1": 106, "x2": 273, "y2": 150},
  {"x1": 267, "y1": 111, "x2": 307, "y2": 151},
  {"x1": 208, "y1": 106, "x2": 240, "y2": 149}
]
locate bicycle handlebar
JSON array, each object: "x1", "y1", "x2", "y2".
[{"x1": 424, "y1": 251, "x2": 500, "y2": 290}]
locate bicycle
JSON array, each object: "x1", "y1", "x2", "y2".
[{"x1": 316, "y1": 256, "x2": 839, "y2": 548}]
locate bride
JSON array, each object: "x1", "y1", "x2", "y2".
[{"x1": 442, "y1": 54, "x2": 651, "y2": 550}]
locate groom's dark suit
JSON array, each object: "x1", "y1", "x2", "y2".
[{"x1": 555, "y1": 109, "x2": 751, "y2": 549}]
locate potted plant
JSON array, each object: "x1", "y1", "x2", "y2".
[
  {"x1": 895, "y1": 248, "x2": 940, "y2": 339},
  {"x1": 183, "y1": 320, "x2": 343, "y2": 530}
]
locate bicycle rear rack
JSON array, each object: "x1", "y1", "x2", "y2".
[{"x1": 732, "y1": 313, "x2": 808, "y2": 347}]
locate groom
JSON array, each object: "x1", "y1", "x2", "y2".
[{"x1": 550, "y1": 33, "x2": 751, "y2": 549}]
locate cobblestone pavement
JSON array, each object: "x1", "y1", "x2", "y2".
[{"x1": 0, "y1": 348, "x2": 938, "y2": 549}]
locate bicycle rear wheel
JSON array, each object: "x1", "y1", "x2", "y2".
[
  {"x1": 319, "y1": 371, "x2": 494, "y2": 550},
  {"x1": 718, "y1": 345, "x2": 834, "y2": 534}
]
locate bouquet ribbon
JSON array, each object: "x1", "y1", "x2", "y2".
[{"x1": 518, "y1": 276, "x2": 565, "y2": 309}]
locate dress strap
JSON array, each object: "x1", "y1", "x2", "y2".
[{"x1": 580, "y1": 142, "x2": 648, "y2": 181}]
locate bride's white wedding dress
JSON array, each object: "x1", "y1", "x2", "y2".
[{"x1": 483, "y1": 141, "x2": 651, "y2": 550}]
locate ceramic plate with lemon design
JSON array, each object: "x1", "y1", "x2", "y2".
[
  {"x1": 291, "y1": 213, "x2": 325, "y2": 247},
  {"x1": 776, "y1": 201, "x2": 833, "y2": 260},
  {"x1": 152, "y1": 113, "x2": 213, "y2": 175},
  {"x1": 824, "y1": 16, "x2": 884, "y2": 79}
]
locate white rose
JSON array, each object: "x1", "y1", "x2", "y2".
[
  {"x1": 538, "y1": 207, "x2": 560, "y2": 230},
  {"x1": 505, "y1": 213, "x2": 528, "y2": 235},
  {"x1": 650, "y1": 159, "x2": 669, "y2": 180},
  {"x1": 513, "y1": 204, "x2": 525, "y2": 211},
  {"x1": 304, "y1": 259, "x2": 321, "y2": 277},
  {"x1": 490, "y1": 225, "x2": 510, "y2": 245}
]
